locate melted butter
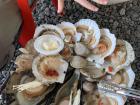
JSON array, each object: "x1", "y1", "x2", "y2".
[{"x1": 43, "y1": 40, "x2": 58, "y2": 51}]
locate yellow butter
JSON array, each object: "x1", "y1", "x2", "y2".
[{"x1": 43, "y1": 40, "x2": 58, "y2": 51}]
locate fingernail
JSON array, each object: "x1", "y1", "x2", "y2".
[
  {"x1": 94, "y1": 8, "x2": 99, "y2": 11},
  {"x1": 101, "y1": 0, "x2": 108, "y2": 4},
  {"x1": 57, "y1": 10, "x2": 60, "y2": 13}
]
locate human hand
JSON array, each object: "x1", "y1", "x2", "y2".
[{"x1": 57, "y1": 0, "x2": 108, "y2": 13}]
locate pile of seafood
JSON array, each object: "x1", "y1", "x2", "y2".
[{"x1": 6, "y1": 19, "x2": 135, "y2": 105}]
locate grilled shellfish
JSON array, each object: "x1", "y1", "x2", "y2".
[
  {"x1": 75, "y1": 19, "x2": 100, "y2": 49},
  {"x1": 15, "y1": 54, "x2": 34, "y2": 73},
  {"x1": 87, "y1": 29, "x2": 116, "y2": 64},
  {"x1": 105, "y1": 66, "x2": 135, "y2": 87},
  {"x1": 54, "y1": 70, "x2": 80, "y2": 105},
  {"x1": 34, "y1": 35, "x2": 64, "y2": 56},
  {"x1": 105, "y1": 39, "x2": 135, "y2": 75},
  {"x1": 15, "y1": 75, "x2": 54, "y2": 105},
  {"x1": 33, "y1": 24, "x2": 65, "y2": 39},
  {"x1": 58, "y1": 22, "x2": 81, "y2": 43},
  {"x1": 32, "y1": 55, "x2": 68, "y2": 84}
]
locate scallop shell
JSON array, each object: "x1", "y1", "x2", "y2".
[
  {"x1": 105, "y1": 66, "x2": 135, "y2": 88},
  {"x1": 54, "y1": 70, "x2": 80, "y2": 105},
  {"x1": 34, "y1": 35, "x2": 64, "y2": 56},
  {"x1": 87, "y1": 29, "x2": 116, "y2": 64},
  {"x1": 70, "y1": 56, "x2": 87, "y2": 69},
  {"x1": 16, "y1": 75, "x2": 55, "y2": 105},
  {"x1": 57, "y1": 22, "x2": 77, "y2": 36},
  {"x1": 103, "y1": 93, "x2": 125, "y2": 105},
  {"x1": 83, "y1": 90, "x2": 125, "y2": 105},
  {"x1": 32, "y1": 56, "x2": 68, "y2": 84},
  {"x1": 125, "y1": 66, "x2": 135, "y2": 87},
  {"x1": 74, "y1": 42, "x2": 90, "y2": 57},
  {"x1": 80, "y1": 63, "x2": 106, "y2": 79},
  {"x1": 75, "y1": 19, "x2": 100, "y2": 49},
  {"x1": 58, "y1": 22, "x2": 82, "y2": 43},
  {"x1": 105, "y1": 39, "x2": 135, "y2": 75},
  {"x1": 33, "y1": 24, "x2": 65, "y2": 39},
  {"x1": 15, "y1": 54, "x2": 34, "y2": 73}
]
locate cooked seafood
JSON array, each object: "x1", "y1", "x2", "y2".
[
  {"x1": 34, "y1": 35, "x2": 64, "y2": 56},
  {"x1": 15, "y1": 75, "x2": 54, "y2": 105},
  {"x1": 83, "y1": 89, "x2": 124, "y2": 105},
  {"x1": 87, "y1": 29, "x2": 116, "y2": 64},
  {"x1": 32, "y1": 55, "x2": 68, "y2": 84},
  {"x1": 58, "y1": 22, "x2": 78, "y2": 44},
  {"x1": 75, "y1": 19, "x2": 100, "y2": 49},
  {"x1": 54, "y1": 70, "x2": 80, "y2": 105},
  {"x1": 105, "y1": 66, "x2": 135, "y2": 87},
  {"x1": 105, "y1": 39, "x2": 135, "y2": 75},
  {"x1": 74, "y1": 42, "x2": 90, "y2": 57},
  {"x1": 33, "y1": 24, "x2": 65, "y2": 39},
  {"x1": 15, "y1": 54, "x2": 34, "y2": 73},
  {"x1": 4, "y1": 19, "x2": 136, "y2": 105}
]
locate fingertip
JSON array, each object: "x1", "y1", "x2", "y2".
[
  {"x1": 94, "y1": 7, "x2": 99, "y2": 12},
  {"x1": 99, "y1": 0, "x2": 108, "y2": 5}
]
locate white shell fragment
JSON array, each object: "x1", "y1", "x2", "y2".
[
  {"x1": 34, "y1": 24, "x2": 65, "y2": 39},
  {"x1": 32, "y1": 56, "x2": 68, "y2": 84},
  {"x1": 75, "y1": 19, "x2": 101, "y2": 48},
  {"x1": 34, "y1": 35, "x2": 64, "y2": 56},
  {"x1": 87, "y1": 28, "x2": 116, "y2": 64}
]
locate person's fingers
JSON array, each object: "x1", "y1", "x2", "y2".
[
  {"x1": 57, "y1": 0, "x2": 64, "y2": 13},
  {"x1": 74, "y1": 0, "x2": 99, "y2": 12},
  {"x1": 92, "y1": 0, "x2": 108, "y2": 5}
]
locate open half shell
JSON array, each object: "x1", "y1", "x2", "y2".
[
  {"x1": 32, "y1": 55, "x2": 68, "y2": 84},
  {"x1": 87, "y1": 29, "x2": 116, "y2": 64},
  {"x1": 70, "y1": 56, "x2": 87, "y2": 69},
  {"x1": 15, "y1": 54, "x2": 34, "y2": 73},
  {"x1": 16, "y1": 75, "x2": 55, "y2": 105},
  {"x1": 54, "y1": 70, "x2": 80, "y2": 105},
  {"x1": 105, "y1": 66, "x2": 135, "y2": 88},
  {"x1": 33, "y1": 24, "x2": 65, "y2": 39},
  {"x1": 105, "y1": 39, "x2": 135, "y2": 75},
  {"x1": 80, "y1": 63, "x2": 106, "y2": 79},
  {"x1": 83, "y1": 89, "x2": 125, "y2": 105},
  {"x1": 74, "y1": 42, "x2": 90, "y2": 57},
  {"x1": 58, "y1": 22, "x2": 81, "y2": 43},
  {"x1": 75, "y1": 19, "x2": 100, "y2": 49},
  {"x1": 34, "y1": 35, "x2": 64, "y2": 56}
]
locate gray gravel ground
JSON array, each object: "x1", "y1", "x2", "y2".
[{"x1": 33, "y1": 0, "x2": 140, "y2": 104}]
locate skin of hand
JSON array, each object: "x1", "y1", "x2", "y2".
[{"x1": 57, "y1": 0, "x2": 108, "y2": 13}]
